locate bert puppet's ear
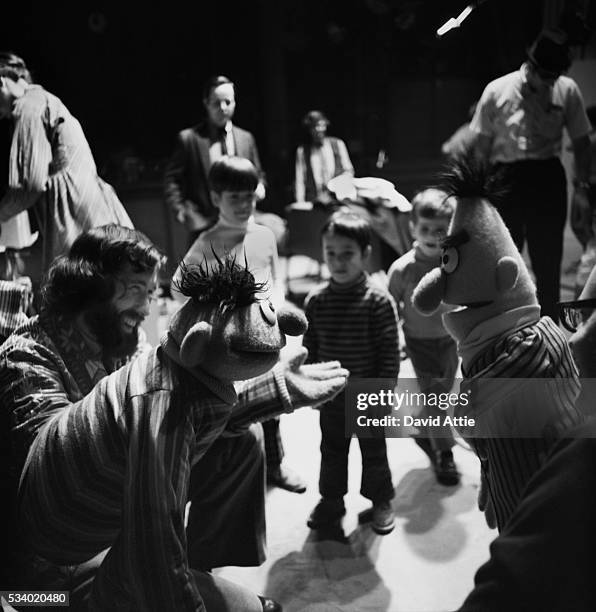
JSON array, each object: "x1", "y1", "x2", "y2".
[
  {"x1": 495, "y1": 256, "x2": 519, "y2": 293},
  {"x1": 179, "y1": 321, "x2": 212, "y2": 367}
]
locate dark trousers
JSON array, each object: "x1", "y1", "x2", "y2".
[
  {"x1": 262, "y1": 417, "x2": 284, "y2": 471},
  {"x1": 494, "y1": 158, "x2": 567, "y2": 322},
  {"x1": 405, "y1": 334, "x2": 458, "y2": 452},
  {"x1": 319, "y1": 399, "x2": 394, "y2": 502},
  {"x1": 186, "y1": 424, "x2": 266, "y2": 569}
]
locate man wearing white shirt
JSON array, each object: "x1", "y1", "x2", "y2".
[{"x1": 470, "y1": 29, "x2": 592, "y2": 322}]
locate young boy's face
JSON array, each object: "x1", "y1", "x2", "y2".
[
  {"x1": 322, "y1": 231, "x2": 370, "y2": 285},
  {"x1": 410, "y1": 216, "x2": 450, "y2": 259},
  {"x1": 212, "y1": 190, "x2": 257, "y2": 224}
]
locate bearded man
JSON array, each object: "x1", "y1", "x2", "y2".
[{"x1": 2, "y1": 225, "x2": 347, "y2": 611}]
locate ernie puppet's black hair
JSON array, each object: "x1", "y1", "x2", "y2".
[
  {"x1": 438, "y1": 152, "x2": 509, "y2": 208},
  {"x1": 174, "y1": 249, "x2": 267, "y2": 314}
]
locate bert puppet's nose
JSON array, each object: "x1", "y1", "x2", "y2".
[{"x1": 412, "y1": 267, "x2": 446, "y2": 315}]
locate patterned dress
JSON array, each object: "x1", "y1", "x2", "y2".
[{"x1": 0, "y1": 85, "x2": 132, "y2": 271}]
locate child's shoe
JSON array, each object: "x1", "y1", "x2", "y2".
[
  {"x1": 371, "y1": 500, "x2": 395, "y2": 535},
  {"x1": 307, "y1": 497, "x2": 346, "y2": 529},
  {"x1": 434, "y1": 450, "x2": 461, "y2": 486}
]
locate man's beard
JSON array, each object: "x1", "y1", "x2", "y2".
[{"x1": 84, "y1": 304, "x2": 141, "y2": 361}]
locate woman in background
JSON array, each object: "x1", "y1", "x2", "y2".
[{"x1": 294, "y1": 109, "x2": 354, "y2": 205}]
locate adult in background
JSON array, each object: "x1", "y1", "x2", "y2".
[
  {"x1": 164, "y1": 74, "x2": 285, "y2": 247},
  {"x1": 294, "y1": 109, "x2": 354, "y2": 206},
  {"x1": 441, "y1": 101, "x2": 478, "y2": 160},
  {"x1": 470, "y1": 29, "x2": 592, "y2": 321},
  {"x1": 0, "y1": 53, "x2": 132, "y2": 273}
]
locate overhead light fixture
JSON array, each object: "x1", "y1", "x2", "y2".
[{"x1": 436, "y1": 1, "x2": 487, "y2": 37}]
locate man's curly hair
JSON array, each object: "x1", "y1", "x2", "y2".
[
  {"x1": 174, "y1": 250, "x2": 266, "y2": 314},
  {"x1": 42, "y1": 224, "x2": 164, "y2": 316}
]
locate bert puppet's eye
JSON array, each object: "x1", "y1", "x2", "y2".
[
  {"x1": 260, "y1": 300, "x2": 276, "y2": 325},
  {"x1": 441, "y1": 247, "x2": 459, "y2": 274}
]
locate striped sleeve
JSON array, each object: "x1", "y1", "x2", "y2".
[
  {"x1": 226, "y1": 368, "x2": 291, "y2": 433},
  {"x1": 117, "y1": 391, "x2": 204, "y2": 611},
  {"x1": 372, "y1": 292, "x2": 400, "y2": 380},
  {"x1": 0, "y1": 101, "x2": 52, "y2": 223},
  {"x1": 0, "y1": 338, "x2": 73, "y2": 473},
  {"x1": 20, "y1": 370, "x2": 206, "y2": 611},
  {"x1": 0, "y1": 280, "x2": 30, "y2": 340}
]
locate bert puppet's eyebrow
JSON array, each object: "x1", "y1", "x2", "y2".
[{"x1": 441, "y1": 229, "x2": 470, "y2": 250}]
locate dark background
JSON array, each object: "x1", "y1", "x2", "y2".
[{"x1": 1, "y1": 0, "x2": 594, "y2": 262}]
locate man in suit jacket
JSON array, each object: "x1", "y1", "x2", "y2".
[
  {"x1": 164, "y1": 75, "x2": 267, "y2": 243},
  {"x1": 164, "y1": 75, "x2": 304, "y2": 495}
]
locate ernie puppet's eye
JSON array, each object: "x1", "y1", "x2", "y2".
[
  {"x1": 260, "y1": 300, "x2": 277, "y2": 325},
  {"x1": 441, "y1": 247, "x2": 459, "y2": 274}
]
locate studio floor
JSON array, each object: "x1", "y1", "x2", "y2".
[
  {"x1": 213, "y1": 225, "x2": 582, "y2": 612},
  {"x1": 216, "y1": 336, "x2": 493, "y2": 612}
]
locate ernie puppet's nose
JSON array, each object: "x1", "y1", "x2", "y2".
[
  {"x1": 412, "y1": 267, "x2": 446, "y2": 315},
  {"x1": 276, "y1": 304, "x2": 308, "y2": 336}
]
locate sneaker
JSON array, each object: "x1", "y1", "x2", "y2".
[
  {"x1": 307, "y1": 497, "x2": 346, "y2": 529},
  {"x1": 267, "y1": 465, "x2": 307, "y2": 494},
  {"x1": 371, "y1": 500, "x2": 395, "y2": 535},
  {"x1": 434, "y1": 450, "x2": 461, "y2": 486}
]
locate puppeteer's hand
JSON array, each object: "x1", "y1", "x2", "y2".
[
  {"x1": 570, "y1": 188, "x2": 593, "y2": 247},
  {"x1": 281, "y1": 347, "x2": 349, "y2": 408}
]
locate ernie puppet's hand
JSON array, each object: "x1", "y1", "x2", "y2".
[{"x1": 280, "y1": 347, "x2": 349, "y2": 408}]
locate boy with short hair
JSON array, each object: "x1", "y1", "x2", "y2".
[
  {"x1": 172, "y1": 155, "x2": 306, "y2": 494},
  {"x1": 172, "y1": 156, "x2": 284, "y2": 307},
  {"x1": 303, "y1": 210, "x2": 399, "y2": 535},
  {"x1": 387, "y1": 188, "x2": 460, "y2": 485}
]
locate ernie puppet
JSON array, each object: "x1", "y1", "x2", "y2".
[
  {"x1": 18, "y1": 255, "x2": 349, "y2": 611},
  {"x1": 412, "y1": 156, "x2": 583, "y2": 531}
]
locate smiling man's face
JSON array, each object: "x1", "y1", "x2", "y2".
[
  {"x1": 85, "y1": 264, "x2": 158, "y2": 359},
  {"x1": 111, "y1": 264, "x2": 158, "y2": 335}
]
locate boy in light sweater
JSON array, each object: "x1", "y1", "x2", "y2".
[
  {"x1": 387, "y1": 188, "x2": 460, "y2": 485},
  {"x1": 172, "y1": 156, "x2": 305, "y2": 494}
]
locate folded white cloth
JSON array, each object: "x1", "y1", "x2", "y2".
[{"x1": 327, "y1": 175, "x2": 412, "y2": 212}]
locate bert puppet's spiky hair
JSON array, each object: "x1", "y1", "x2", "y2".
[{"x1": 438, "y1": 153, "x2": 509, "y2": 208}]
